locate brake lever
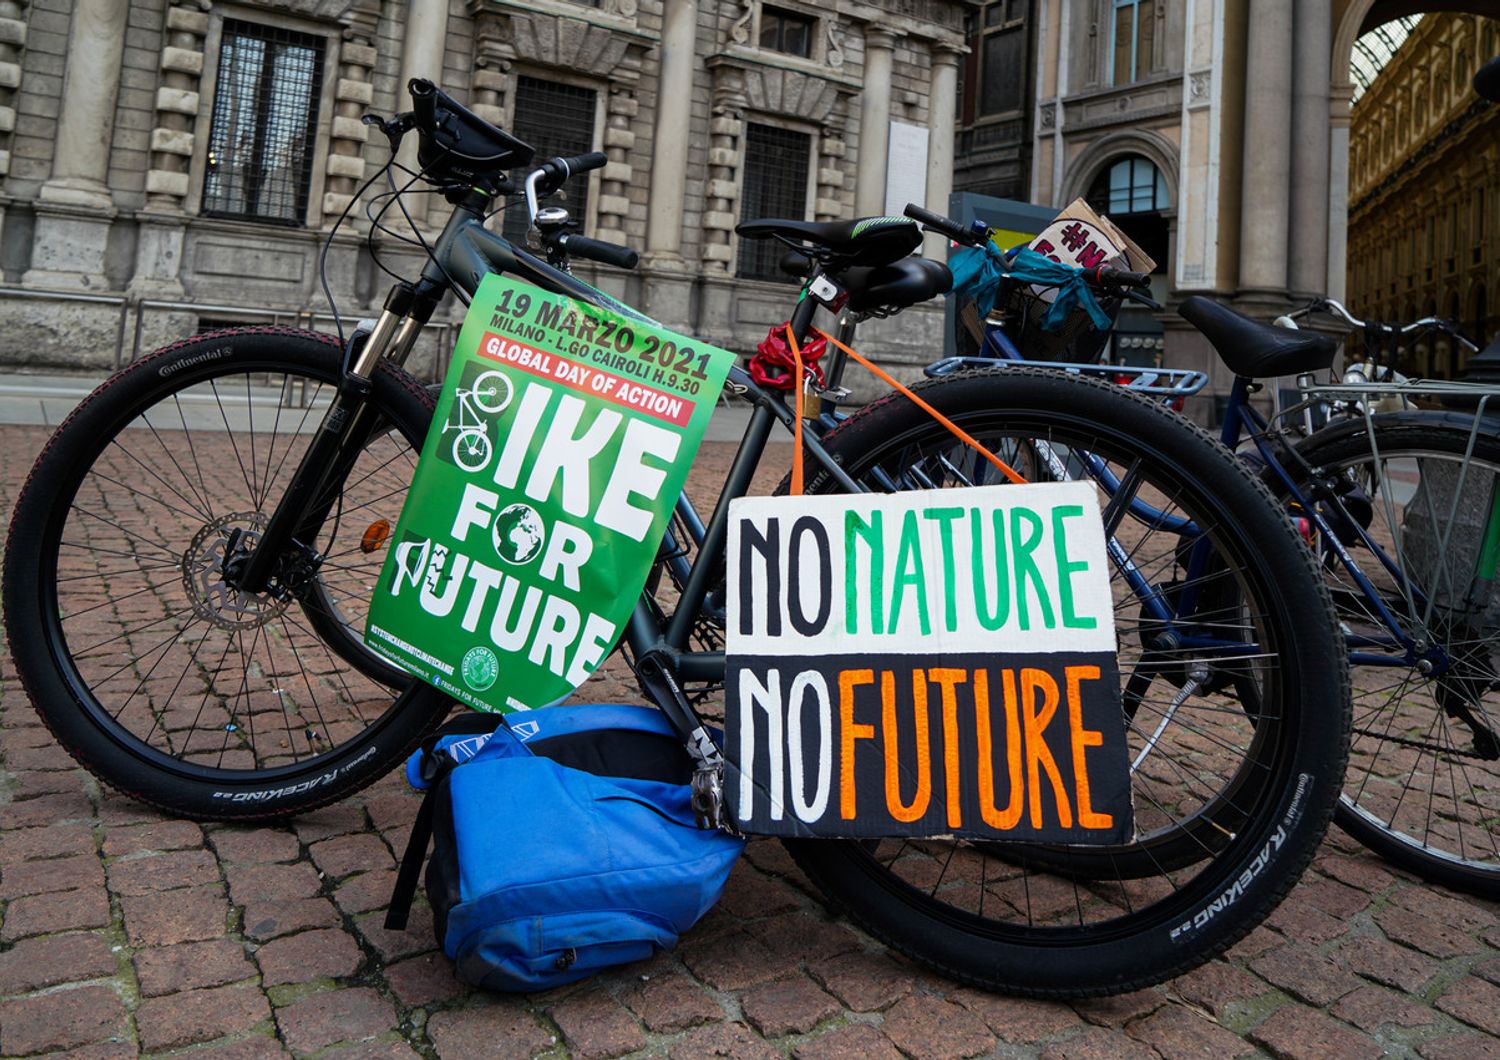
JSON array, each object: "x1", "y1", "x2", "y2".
[
  {"x1": 1122, "y1": 288, "x2": 1164, "y2": 311},
  {"x1": 363, "y1": 111, "x2": 414, "y2": 150}
]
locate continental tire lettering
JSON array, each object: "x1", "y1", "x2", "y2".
[
  {"x1": 211, "y1": 744, "x2": 380, "y2": 801},
  {"x1": 159, "y1": 347, "x2": 233, "y2": 377},
  {"x1": 1168, "y1": 773, "x2": 1314, "y2": 942}
]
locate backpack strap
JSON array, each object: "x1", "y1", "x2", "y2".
[{"x1": 386, "y1": 713, "x2": 507, "y2": 932}]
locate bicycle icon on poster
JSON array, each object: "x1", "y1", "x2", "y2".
[{"x1": 442, "y1": 369, "x2": 512, "y2": 472}]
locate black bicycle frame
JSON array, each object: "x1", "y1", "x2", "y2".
[{"x1": 234, "y1": 188, "x2": 861, "y2": 710}]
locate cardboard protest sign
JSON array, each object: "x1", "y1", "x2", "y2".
[
  {"x1": 725, "y1": 483, "x2": 1133, "y2": 842},
  {"x1": 1023, "y1": 197, "x2": 1155, "y2": 304},
  {"x1": 364, "y1": 274, "x2": 735, "y2": 712}
]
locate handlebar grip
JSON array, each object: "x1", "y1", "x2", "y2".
[
  {"x1": 563, "y1": 234, "x2": 639, "y2": 270},
  {"x1": 409, "y1": 78, "x2": 437, "y2": 130},
  {"x1": 1090, "y1": 266, "x2": 1152, "y2": 290},
  {"x1": 902, "y1": 203, "x2": 979, "y2": 246},
  {"x1": 558, "y1": 152, "x2": 609, "y2": 177}
]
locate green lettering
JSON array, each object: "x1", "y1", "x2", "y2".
[
  {"x1": 972, "y1": 507, "x2": 1010, "y2": 630},
  {"x1": 923, "y1": 507, "x2": 964, "y2": 632},
  {"x1": 889, "y1": 509, "x2": 931, "y2": 636},
  {"x1": 845, "y1": 510, "x2": 884, "y2": 634},
  {"x1": 1052, "y1": 505, "x2": 1098, "y2": 629},
  {"x1": 1010, "y1": 507, "x2": 1055, "y2": 631}
]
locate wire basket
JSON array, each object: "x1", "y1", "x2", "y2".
[{"x1": 995, "y1": 275, "x2": 1122, "y2": 364}]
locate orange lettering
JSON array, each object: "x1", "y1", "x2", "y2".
[
  {"x1": 1021, "y1": 668, "x2": 1072, "y2": 829},
  {"x1": 975, "y1": 669, "x2": 1025, "y2": 829},
  {"x1": 839, "y1": 669, "x2": 876, "y2": 819},
  {"x1": 927, "y1": 668, "x2": 968, "y2": 829},
  {"x1": 882, "y1": 670, "x2": 931, "y2": 822},
  {"x1": 1066, "y1": 665, "x2": 1112, "y2": 829}
]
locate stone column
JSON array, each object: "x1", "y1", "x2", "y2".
[
  {"x1": 701, "y1": 69, "x2": 746, "y2": 274},
  {"x1": 643, "y1": 0, "x2": 697, "y2": 265},
  {"x1": 130, "y1": 1, "x2": 209, "y2": 297},
  {"x1": 1236, "y1": 0, "x2": 1293, "y2": 300},
  {"x1": 0, "y1": 1, "x2": 26, "y2": 181},
  {"x1": 396, "y1": 0, "x2": 451, "y2": 223},
  {"x1": 323, "y1": 14, "x2": 380, "y2": 227},
  {"x1": 814, "y1": 109, "x2": 849, "y2": 222},
  {"x1": 923, "y1": 43, "x2": 961, "y2": 258},
  {"x1": 25, "y1": 0, "x2": 130, "y2": 288},
  {"x1": 1288, "y1": 0, "x2": 1331, "y2": 298},
  {"x1": 1326, "y1": 84, "x2": 1354, "y2": 301},
  {"x1": 854, "y1": 27, "x2": 895, "y2": 216},
  {"x1": 0, "y1": 1, "x2": 29, "y2": 246}
]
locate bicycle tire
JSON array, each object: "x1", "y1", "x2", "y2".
[
  {"x1": 1284, "y1": 415, "x2": 1500, "y2": 897},
  {"x1": 3, "y1": 327, "x2": 452, "y2": 820},
  {"x1": 775, "y1": 367, "x2": 1349, "y2": 997}
]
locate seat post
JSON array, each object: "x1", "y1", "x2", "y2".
[{"x1": 1220, "y1": 375, "x2": 1253, "y2": 447}]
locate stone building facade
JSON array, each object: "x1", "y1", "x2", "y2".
[
  {"x1": 1346, "y1": 13, "x2": 1500, "y2": 376},
  {"x1": 957, "y1": 0, "x2": 1496, "y2": 408},
  {"x1": 0, "y1": 0, "x2": 969, "y2": 377}
]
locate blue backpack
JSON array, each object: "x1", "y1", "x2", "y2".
[{"x1": 385, "y1": 704, "x2": 745, "y2": 992}]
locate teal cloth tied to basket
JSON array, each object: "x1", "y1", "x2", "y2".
[{"x1": 949, "y1": 243, "x2": 1114, "y2": 333}]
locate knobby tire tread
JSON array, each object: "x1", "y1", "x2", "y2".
[
  {"x1": 3, "y1": 328, "x2": 451, "y2": 821},
  {"x1": 770, "y1": 366, "x2": 1349, "y2": 996}
]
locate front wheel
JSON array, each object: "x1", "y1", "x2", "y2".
[
  {"x1": 780, "y1": 368, "x2": 1349, "y2": 997},
  {"x1": 3, "y1": 328, "x2": 452, "y2": 819}
]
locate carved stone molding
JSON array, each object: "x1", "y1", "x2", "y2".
[
  {"x1": 728, "y1": 0, "x2": 753, "y2": 45},
  {"x1": 708, "y1": 55, "x2": 846, "y2": 125},
  {"x1": 1187, "y1": 68, "x2": 1211, "y2": 109},
  {"x1": 594, "y1": 85, "x2": 638, "y2": 243},
  {"x1": 0, "y1": 0, "x2": 28, "y2": 180},
  {"x1": 144, "y1": 2, "x2": 210, "y2": 211},
  {"x1": 322, "y1": 5, "x2": 381, "y2": 225}
]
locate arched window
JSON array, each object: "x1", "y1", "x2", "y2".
[{"x1": 1088, "y1": 155, "x2": 1170, "y2": 216}]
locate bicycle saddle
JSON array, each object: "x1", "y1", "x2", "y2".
[
  {"x1": 842, "y1": 256, "x2": 953, "y2": 313},
  {"x1": 1179, "y1": 296, "x2": 1336, "y2": 378},
  {"x1": 736, "y1": 215, "x2": 921, "y2": 270}
]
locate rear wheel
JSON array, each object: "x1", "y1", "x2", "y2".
[
  {"x1": 1285, "y1": 418, "x2": 1500, "y2": 897},
  {"x1": 3, "y1": 328, "x2": 452, "y2": 820},
  {"x1": 779, "y1": 368, "x2": 1348, "y2": 997}
]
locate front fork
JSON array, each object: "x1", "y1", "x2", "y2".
[{"x1": 225, "y1": 283, "x2": 438, "y2": 596}]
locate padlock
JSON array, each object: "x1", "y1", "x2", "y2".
[{"x1": 800, "y1": 374, "x2": 823, "y2": 421}]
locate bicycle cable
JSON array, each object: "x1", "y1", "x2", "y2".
[{"x1": 318, "y1": 155, "x2": 399, "y2": 344}]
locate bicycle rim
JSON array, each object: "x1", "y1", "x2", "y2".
[
  {"x1": 40, "y1": 357, "x2": 421, "y2": 781},
  {"x1": 780, "y1": 376, "x2": 1340, "y2": 989}
]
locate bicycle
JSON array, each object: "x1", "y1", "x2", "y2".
[
  {"x1": 958, "y1": 276, "x2": 1500, "y2": 896},
  {"x1": 441, "y1": 368, "x2": 512, "y2": 472},
  {"x1": 4, "y1": 79, "x2": 1349, "y2": 996},
  {"x1": 1251, "y1": 298, "x2": 1500, "y2": 895}
]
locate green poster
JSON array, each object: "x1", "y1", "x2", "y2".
[{"x1": 364, "y1": 274, "x2": 735, "y2": 712}]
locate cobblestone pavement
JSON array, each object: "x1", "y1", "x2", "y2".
[{"x1": 3, "y1": 419, "x2": 1500, "y2": 1060}]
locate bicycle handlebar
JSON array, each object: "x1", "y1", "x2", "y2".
[
  {"x1": 903, "y1": 203, "x2": 984, "y2": 247},
  {"x1": 903, "y1": 203, "x2": 1152, "y2": 291},
  {"x1": 1291, "y1": 298, "x2": 1480, "y2": 349},
  {"x1": 561, "y1": 234, "x2": 639, "y2": 270},
  {"x1": 537, "y1": 152, "x2": 608, "y2": 192},
  {"x1": 1084, "y1": 265, "x2": 1152, "y2": 291}
]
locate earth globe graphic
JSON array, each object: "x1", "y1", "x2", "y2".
[{"x1": 492, "y1": 503, "x2": 546, "y2": 564}]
